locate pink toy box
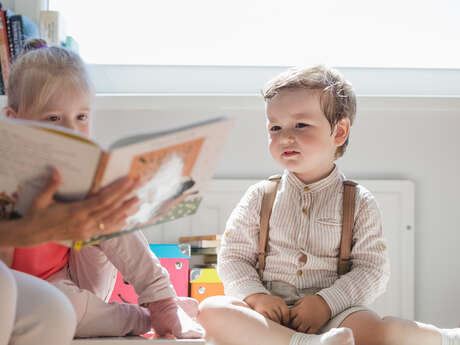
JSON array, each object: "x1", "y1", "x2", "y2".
[{"x1": 109, "y1": 243, "x2": 190, "y2": 303}]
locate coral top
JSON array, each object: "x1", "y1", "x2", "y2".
[{"x1": 12, "y1": 243, "x2": 69, "y2": 280}]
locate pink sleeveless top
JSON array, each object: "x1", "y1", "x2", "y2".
[{"x1": 12, "y1": 243, "x2": 70, "y2": 280}]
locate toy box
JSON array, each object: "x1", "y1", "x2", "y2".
[
  {"x1": 109, "y1": 243, "x2": 190, "y2": 303},
  {"x1": 189, "y1": 268, "x2": 224, "y2": 303}
]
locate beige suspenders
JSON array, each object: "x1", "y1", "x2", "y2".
[
  {"x1": 337, "y1": 180, "x2": 358, "y2": 275},
  {"x1": 258, "y1": 177, "x2": 357, "y2": 279},
  {"x1": 258, "y1": 175, "x2": 282, "y2": 279}
]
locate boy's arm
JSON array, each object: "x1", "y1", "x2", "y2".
[
  {"x1": 316, "y1": 188, "x2": 390, "y2": 318},
  {"x1": 217, "y1": 183, "x2": 271, "y2": 301}
]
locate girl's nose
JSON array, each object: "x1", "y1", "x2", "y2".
[{"x1": 62, "y1": 118, "x2": 77, "y2": 131}]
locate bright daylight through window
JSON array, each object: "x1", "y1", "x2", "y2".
[{"x1": 49, "y1": 0, "x2": 459, "y2": 68}]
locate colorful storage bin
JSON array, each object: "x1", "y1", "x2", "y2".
[{"x1": 189, "y1": 268, "x2": 224, "y2": 303}]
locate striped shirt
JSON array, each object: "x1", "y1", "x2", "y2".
[{"x1": 217, "y1": 165, "x2": 390, "y2": 317}]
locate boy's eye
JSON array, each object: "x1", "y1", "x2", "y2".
[
  {"x1": 77, "y1": 114, "x2": 88, "y2": 121},
  {"x1": 295, "y1": 123, "x2": 308, "y2": 128},
  {"x1": 46, "y1": 115, "x2": 60, "y2": 122},
  {"x1": 270, "y1": 125, "x2": 281, "y2": 131}
]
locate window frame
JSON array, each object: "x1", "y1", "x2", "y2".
[{"x1": 89, "y1": 64, "x2": 460, "y2": 97}]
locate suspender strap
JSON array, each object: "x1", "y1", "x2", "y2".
[
  {"x1": 258, "y1": 175, "x2": 281, "y2": 279},
  {"x1": 258, "y1": 176, "x2": 358, "y2": 278},
  {"x1": 337, "y1": 180, "x2": 358, "y2": 275}
]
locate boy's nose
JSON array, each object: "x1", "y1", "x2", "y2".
[{"x1": 280, "y1": 132, "x2": 296, "y2": 144}]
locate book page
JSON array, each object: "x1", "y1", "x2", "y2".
[
  {"x1": 0, "y1": 119, "x2": 102, "y2": 216},
  {"x1": 100, "y1": 117, "x2": 232, "y2": 233}
]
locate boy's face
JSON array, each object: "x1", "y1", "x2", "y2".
[
  {"x1": 265, "y1": 88, "x2": 349, "y2": 184},
  {"x1": 7, "y1": 88, "x2": 91, "y2": 137}
]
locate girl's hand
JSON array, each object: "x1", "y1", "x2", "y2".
[
  {"x1": 14, "y1": 168, "x2": 141, "y2": 246},
  {"x1": 147, "y1": 297, "x2": 205, "y2": 338},
  {"x1": 244, "y1": 293, "x2": 290, "y2": 325},
  {"x1": 289, "y1": 295, "x2": 331, "y2": 334}
]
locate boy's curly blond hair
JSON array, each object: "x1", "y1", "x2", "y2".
[{"x1": 262, "y1": 65, "x2": 356, "y2": 158}]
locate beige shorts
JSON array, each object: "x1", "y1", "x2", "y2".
[{"x1": 264, "y1": 280, "x2": 370, "y2": 334}]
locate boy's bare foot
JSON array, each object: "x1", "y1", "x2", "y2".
[{"x1": 440, "y1": 328, "x2": 460, "y2": 345}]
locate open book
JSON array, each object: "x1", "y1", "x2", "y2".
[{"x1": 0, "y1": 116, "x2": 232, "y2": 249}]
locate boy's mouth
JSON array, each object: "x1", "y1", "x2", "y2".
[{"x1": 282, "y1": 150, "x2": 300, "y2": 158}]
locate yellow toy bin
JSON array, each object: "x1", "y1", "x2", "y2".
[{"x1": 189, "y1": 268, "x2": 224, "y2": 303}]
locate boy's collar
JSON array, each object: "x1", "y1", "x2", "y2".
[{"x1": 285, "y1": 165, "x2": 340, "y2": 193}]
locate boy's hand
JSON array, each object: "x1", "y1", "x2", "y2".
[
  {"x1": 289, "y1": 295, "x2": 331, "y2": 334},
  {"x1": 244, "y1": 293, "x2": 290, "y2": 325}
]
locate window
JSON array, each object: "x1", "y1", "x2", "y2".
[
  {"x1": 48, "y1": 0, "x2": 460, "y2": 96},
  {"x1": 50, "y1": 0, "x2": 460, "y2": 68}
]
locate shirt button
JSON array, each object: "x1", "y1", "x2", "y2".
[
  {"x1": 225, "y1": 230, "x2": 231, "y2": 236},
  {"x1": 296, "y1": 269, "x2": 303, "y2": 276},
  {"x1": 299, "y1": 253, "x2": 307, "y2": 264},
  {"x1": 302, "y1": 208, "x2": 308, "y2": 215},
  {"x1": 304, "y1": 186, "x2": 310, "y2": 192}
]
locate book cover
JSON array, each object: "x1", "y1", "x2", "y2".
[
  {"x1": 182, "y1": 239, "x2": 221, "y2": 248},
  {"x1": 190, "y1": 247, "x2": 220, "y2": 255},
  {"x1": 39, "y1": 10, "x2": 65, "y2": 46},
  {"x1": 9, "y1": 14, "x2": 24, "y2": 61},
  {"x1": 178, "y1": 234, "x2": 223, "y2": 243},
  {"x1": 0, "y1": 116, "x2": 232, "y2": 249},
  {"x1": 5, "y1": 11, "x2": 13, "y2": 62},
  {"x1": 0, "y1": 9, "x2": 10, "y2": 93}
]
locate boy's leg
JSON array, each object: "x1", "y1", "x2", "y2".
[
  {"x1": 198, "y1": 295, "x2": 354, "y2": 345},
  {"x1": 339, "y1": 310, "x2": 447, "y2": 345},
  {"x1": 48, "y1": 267, "x2": 151, "y2": 337}
]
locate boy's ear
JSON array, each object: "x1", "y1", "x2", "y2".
[
  {"x1": 5, "y1": 107, "x2": 18, "y2": 118},
  {"x1": 333, "y1": 118, "x2": 351, "y2": 147}
]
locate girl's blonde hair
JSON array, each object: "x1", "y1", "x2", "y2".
[
  {"x1": 7, "y1": 39, "x2": 93, "y2": 115},
  {"x1": 262, "y1": 65, "x2": 357, "y2": 158}
]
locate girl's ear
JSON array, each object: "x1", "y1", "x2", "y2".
[
  {"x1": 5, "y1": 107, "x2": 19, "y2": 118},
  {"x1": 333, "y1": 117, "x2": 351, "y2": 147}
]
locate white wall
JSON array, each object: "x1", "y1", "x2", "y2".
[{"x1": 93, "y1": 95, "x2": 460, "y2": 327}]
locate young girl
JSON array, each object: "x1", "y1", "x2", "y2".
[
  {"x1": 198, "y1": 65, "x2": 460, "y2": 345},
  {"x1": 4, "y1": 39, "x2": 204, "y2": 339}
]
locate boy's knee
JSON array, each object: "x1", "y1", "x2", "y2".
[
  {"x1": 374, "y1": 316, "x2": 401, "y2": 345},
  {"x1": 198, "y1": 295, "x2": 246, "y2": 328},
  {"x1": 199, "y1": 295, "x2": 242, "y2": 312}
]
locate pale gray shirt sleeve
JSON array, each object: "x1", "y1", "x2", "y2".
[
  {"x1": 317, "y1": 187, "x2": 391, "y2": 317},
  {"x1": 217, "y1": 183, "x2": 271, "y2": 301}
]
